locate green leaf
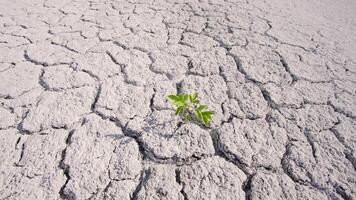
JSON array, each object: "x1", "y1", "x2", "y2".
[
  {"x1": 168, "y1": 93, "x2": 215, "y2": 126},
  {"x1": 168, "y1": 94, "x2": 187, "y2": 107},
  {"x1": 201, "y1": 111, "x2": 214, "y2": 116},
  {"x1": 203, "y1": 116, "x2": 208, "y2": 125},
  {"x1": 182, "y1": 94, "x2": 189, "y2": 103},
  {"x1": 176, "y1": 94, "x2": 183, "y2": 99},
  {"x1": 185, "y1": 115, "x2": 192, "y2": 122},
  {"x1": 168, "y1": 95, "x2": 179, "y2": 104},
  {"x1": 175, "y1": 106, "x2": 184, "y2": 116},
  {"x1": 189, "y1": 93, "x2": 198, "y2": 102},
  {"x1": 168, "y1": 95, "x2": 178, "y2": 101},
  {"x1": 197, "y1": 105, "x2": 207, "y2": 111},
  {"x1": 195, "y1": 110, "x2": 203, "y2": 121},
  {"x1": 200, "y1": 111, "x2": 215, "y2": 126},
  {"x1": 192, "y1": 99, "x2": 200, "y2": 104}
]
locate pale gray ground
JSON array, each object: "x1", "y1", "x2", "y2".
[{"x1": 0, "y1": 0, "x2": 355, "y2": 199}]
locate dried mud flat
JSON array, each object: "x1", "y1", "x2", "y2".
[{"x1": 0, "y1": 0, "x2": 356, "y2": 199}]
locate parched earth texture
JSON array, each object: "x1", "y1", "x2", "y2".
[{"x1": 0, "y1": 0, "x2": 355, "y2": 199}]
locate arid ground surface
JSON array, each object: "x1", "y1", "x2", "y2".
[{"x1": 0, "y1": 0, "x2": 356, "y2": 199}]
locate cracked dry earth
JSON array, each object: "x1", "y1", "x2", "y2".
[{"x1": 0, "y1": 0, "x2": 356, "y2": 199}]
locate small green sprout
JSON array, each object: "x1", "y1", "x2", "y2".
[{"x1": 167, "y1": 93, "x2": 215, "y2": 126}]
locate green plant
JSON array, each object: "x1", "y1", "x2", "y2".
[{"x1": 167, "y1": 93, "x2": 215, "y2": 126}]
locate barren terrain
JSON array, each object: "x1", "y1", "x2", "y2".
[{"x1": 0, "y1": 0, "x2": 356, "y2": 199}]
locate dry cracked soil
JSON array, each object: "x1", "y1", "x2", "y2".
[{"x1": 0, "y1": 0, "x2": 356, "y2": 199}]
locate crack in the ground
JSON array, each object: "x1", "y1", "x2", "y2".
[
  {"x1": 38, "y1": 68, "x2": 50, "y2": 91},
  {"x1": 91, "y1": 83, "x2": 102, "y2": 112},
  {"x1": 124, "y1": 128, "x2": 210, "y2": 165},
  {"x1": 302, "y1": 129, "x2": 319, "y2": 163},
  {"x1": 330, "y1": 121, "x2": 356, "y2": 169},
  {"x1": 274, "y1": 50, "x2": 299, "y2": 84},
  {"x1": 58, "y1": 129, "x2": 75, "y2": 200},
  {"x1": 131, "y1": 169, "x2": 151, "y2": 200},
  {"x1": 210, "y1": 128, "x2": 250, "y2": 175},
  {"x1": 242, "y1": 173, "x2": 255, "y2": 200},
  {"x1": 13, "y1": 141, "x2": 25, "y2": 167},
  {"x1": 328, "y1": 100, "x2": 356, "y2": 120},
  {"x1": 1, "y1": 0, "x2": 355, "y2": 199},
  {"x1": 175, "y1": 168, "x2": 189, "y2": 200}
]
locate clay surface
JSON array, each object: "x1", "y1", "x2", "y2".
[{"x1": 0, "y1": 0, "x2": 355, "y2": 199}]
